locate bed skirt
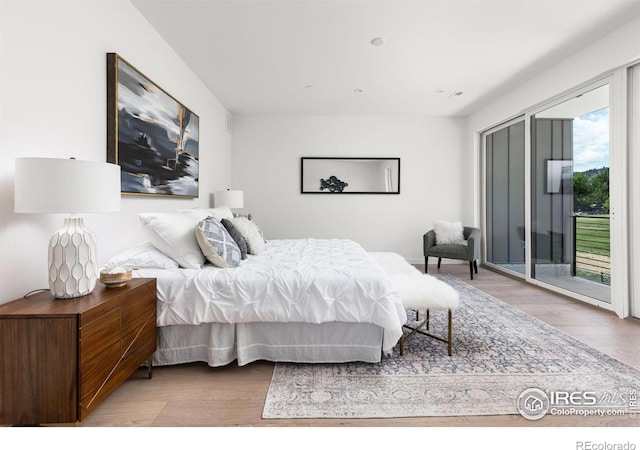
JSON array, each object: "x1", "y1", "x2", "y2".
[{"x1": 153, "y1": 321, "x2": 385, "y2": 367}]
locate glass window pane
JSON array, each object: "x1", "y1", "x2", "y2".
[
  {"x1": 531, "y1": 85, "x2": 611, "y2": 303},
  {"x1": 485, "y1": 121, "x2": 525, "y2": 275}
]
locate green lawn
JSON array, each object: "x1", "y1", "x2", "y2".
[
  {"x1": 575, "y1": 215, "x2": 610, "y2": 284},
  {"x1": 575, "y1": 215, "x2": 610, "y2": 256}
]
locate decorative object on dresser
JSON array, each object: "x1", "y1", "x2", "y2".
[
  {"x1": 14, "y1": 157, "x2": 121, "y2": 299},
  {"x1": 99, "y1": 266, "x2": 133, "y2": 288},
  {"x1": 107, "y1": 53, "x2": 199, "y2": 198},
  {"x1": 0, "y1": 278, "x2": 157, "y2": 425}
]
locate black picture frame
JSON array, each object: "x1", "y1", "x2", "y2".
[
  {"x1": 301, "y1": 157, "x2": 401, "y2": 194},
  {"x1": 107, "y1": 53, "x2": 199, "y2": 198}
]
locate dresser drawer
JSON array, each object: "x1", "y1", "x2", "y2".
[
  {"x1": 120, "y1": 285, "x2": 156, "y2": 332},
  {"x1": 80, "y1": 308, "x2": 120, "y2": 342},
  {"x1": 122, "y1": 315, "x2": 157, "y2": 363},
  {"x1": 79, "y1": 308, "x2": 120, "y2": 364},
  {"x1": 79, "y1": 338, "x2": 121, "y2": 405}
]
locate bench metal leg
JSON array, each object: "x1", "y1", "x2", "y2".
[{"x1": 399, "y1": 308, "x2": 453, "y2": 356}]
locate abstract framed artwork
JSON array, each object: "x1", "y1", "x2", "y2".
[{"x1": 107, "y1": 53, "x2": 199, "y2": 197}]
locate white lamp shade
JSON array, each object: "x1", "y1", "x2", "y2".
[
  {"x1": 15, "y1": 158, "x2": 121, "y2": 213},
  {"x1": 14, "y1": 157, "x2": 121, "y2": 299},
  {"x1": 214, "y1": 190, "x2": 244, "y2": 209}
]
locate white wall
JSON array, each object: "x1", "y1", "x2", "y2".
[
  {"x1": 0, "y1": 1, "x2": 232, "y2": 303},
  {"x1": 231, "y1": 115, "x2": 468, "y2": 263},
  {"x1": 468, "y1": 15, "x2": 640, "y2": 133}
]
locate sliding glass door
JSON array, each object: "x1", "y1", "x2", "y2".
[
  {"x1": 482, "y1": 82, "x2": 615, "y2": 307},
  {"x1": 484, "y1": 119, "x2": 526, "y2": 276},
  {"x1": 531, "y1": 85, "x2": 611, "y2": 303}
]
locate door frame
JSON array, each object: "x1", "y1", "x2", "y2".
[{"x1": 630, "y1": 62, "x2": 640, "y2": 319}]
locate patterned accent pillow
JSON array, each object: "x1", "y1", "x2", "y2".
[
  {"x1": 221, "y1": 218, "x2": 248, "y2": 260},
  {"x1": 195, "y1": 216, "x2": 242, "y2": 268}
]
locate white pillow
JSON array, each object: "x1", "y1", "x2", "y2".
[
  {"x1": 433, "y1": 220, "x2": 465, "y2": 245},
  {"x1": 139, "y1": 212, "x2": 206, "y2": 269},
  {"x1": 104, "y1": 241, "x2": 179, "y2": 270},
  {"x1": 195, "y1": 217, "x2": 242, "y2": 268},
  {"x1": 232, "y1": 216, "x2": 266, "y2": 255},
  {"x1": 175, "y1": 206, "x2": 233, "y2": 222}
]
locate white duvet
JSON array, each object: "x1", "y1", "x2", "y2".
[{"x1": 133, "y1": 238, "x2": 407, "y2": 354}]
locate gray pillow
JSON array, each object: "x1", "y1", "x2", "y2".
[
  {"x1": 195, "y1": 216, "x2": 241, "y2": 268},
  {"x1": 221, "y1": 218, "x2": 248, "y2": 260}
]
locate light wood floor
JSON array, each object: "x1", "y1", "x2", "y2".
[{"x1": 82, "y1": 264, "x2": 640, "y2": 427}]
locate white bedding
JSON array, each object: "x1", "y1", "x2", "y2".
[{"x1": 133, "y1": 238, "x2": 407, "y2": 355}]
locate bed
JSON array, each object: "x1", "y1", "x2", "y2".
[{"x1": 105, "y1": 208, "x2": 457, "y2": 367}]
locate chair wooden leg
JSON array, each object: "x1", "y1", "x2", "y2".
[
  {"x1": 474, "y1": 260, "x2": 478, "y2": 274},
  {"x1": 437, "y1": 258, "x2": 442, "y2": 269},
  {"x1": 469, "y1": 261, "x2": 474, "y2": 279},
  {"x1": 424, "y1": 256, "x2": 429, "y2": 273},
  {"x1": 447, "y1": 309, "x2": 453, "y2": 356}
]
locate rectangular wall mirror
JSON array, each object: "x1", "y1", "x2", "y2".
[{"x1": 301, "y1": 157, "x2": 400, "y2": 194}]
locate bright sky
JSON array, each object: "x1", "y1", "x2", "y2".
[{"x1": 572, "y1": 107, "x2": 609, "y2": 173}]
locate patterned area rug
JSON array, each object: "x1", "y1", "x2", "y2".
[{"x1": 262, "y1": 275, "x2": 640, "y2": 418}]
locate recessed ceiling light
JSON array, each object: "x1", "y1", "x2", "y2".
[{"x1": 370, "y1": 37, "x2": 385, "y2": 46}]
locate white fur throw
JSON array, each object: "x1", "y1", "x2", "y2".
[
  {"x1": 369, "y1": 252, "x2": 460, "y2": 310},
  {"x1": 231, "y1": 216, "x2": 266, "y2": 255}
]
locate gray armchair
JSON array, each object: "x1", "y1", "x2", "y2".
[{"x1": 424, "y1": 227, "x2": 481, "y2": 279}]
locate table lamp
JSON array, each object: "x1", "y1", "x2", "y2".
[
  {"x1": 14, "y1": 157, "x2": 121, "y2": 299},
  {"x1": 213, "y1": 189, "x2": 244, "y2": 210}
]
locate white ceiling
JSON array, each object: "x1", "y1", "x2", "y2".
[{"x1": 132, "y1": 0, "x2": 640, "y2": 117}]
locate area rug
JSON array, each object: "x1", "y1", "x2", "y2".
[{"x1": 262, "y1": 275, "x2": 640, "y2": 418}]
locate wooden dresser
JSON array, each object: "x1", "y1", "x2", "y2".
[{"x1": 0, "y1": 278, "x2": 156, "y2": 425}]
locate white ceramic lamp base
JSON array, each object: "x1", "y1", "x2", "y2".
[{"x1": 48, "y1": 217, "x2": 98, "y2": 299}]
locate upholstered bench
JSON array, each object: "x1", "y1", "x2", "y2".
[{"x1": 369, "y1": 252, "x2": 460, "y2": 356}]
